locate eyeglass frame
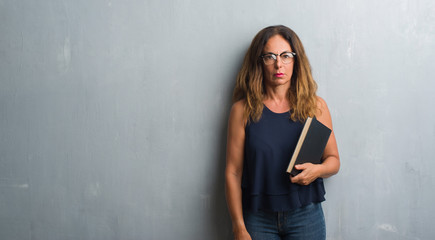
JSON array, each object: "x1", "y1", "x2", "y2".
[{"x1": 259, "y1": 51, "x2": 297, "y2": 65}]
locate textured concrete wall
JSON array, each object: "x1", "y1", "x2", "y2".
[{"x1": 1, "y1": 0, "x2": 434, "y2": 239}]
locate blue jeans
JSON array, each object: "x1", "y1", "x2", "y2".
[{"x1": 243, "y1": 203, "x2": 326, "y2": 240}]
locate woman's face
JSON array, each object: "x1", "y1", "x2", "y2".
[{"x1": 262, "y1": 35, "x2": 294, "y2": 88}]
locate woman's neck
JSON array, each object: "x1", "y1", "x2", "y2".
[{"x1": 263, "y1": 85, "x2": 291, "y2": 112}]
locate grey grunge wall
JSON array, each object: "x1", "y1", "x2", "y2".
[{"x1": 1, "y1": 0, "x2": 434, "y2": 239}]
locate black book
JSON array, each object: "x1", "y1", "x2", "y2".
[{"x1": 286, "y1": 116, "x2": 331, "y2": 176}]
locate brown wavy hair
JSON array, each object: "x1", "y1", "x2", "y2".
[{"x1": 232, "y1": 25, "x2": 318, "y2": 122}]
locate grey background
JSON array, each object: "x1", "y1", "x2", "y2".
[{"x1": 1, "y1": 0, "x2": 434, "y2": 239}]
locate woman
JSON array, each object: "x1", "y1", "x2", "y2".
[{"x1": 225, "y1": 25, "x2": 340, "y2": 240}]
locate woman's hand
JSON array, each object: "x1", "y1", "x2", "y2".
[
  {"x1": 233, "y1": 229, "x2": 252, "y2": 240},
  {"x1": 290, "y1": 163, "x2": 322, "y2": 185},
  {"x1": 291, "y1": 97, "x2": 341, "y2": 186}
]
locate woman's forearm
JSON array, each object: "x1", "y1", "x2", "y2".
[
  {"x1": 225, "y1": 171, "x2": 247, "y2": 232},
  {"x1": 319, "y1": 155, "x2": 340, "y2": 179}
]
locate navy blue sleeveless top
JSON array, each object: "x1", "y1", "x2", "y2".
[{"x1": 242, "y1": 105, "x2": 325, "y2": 212}]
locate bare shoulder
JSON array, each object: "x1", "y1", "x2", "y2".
[
  {"x1": 230, "y1": 100, "x2": 245, "y2": 119},
  {"x1": 315, "y1": 96, "x2": 333, "y2": 128},
  {"x1": 316, "y1": 96, "x2": 328, "y2": 111},
  {"x1": 229, "y1": 100, "x2": 247, "y2": 127},
  {"x1": 231, "y1": 99, "x2": 245, "y2": 112}
]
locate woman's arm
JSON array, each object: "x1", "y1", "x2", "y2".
[
  {"x1": 291, "y1": 97, "x2": 340, "y2": 185},
  {"x1": 225, "y1": 101, "x2": 251, "y2": 240}
]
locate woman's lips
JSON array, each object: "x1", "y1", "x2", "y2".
[{"x1": 274, "y1": 73, "x2": 284, "y2": 77}]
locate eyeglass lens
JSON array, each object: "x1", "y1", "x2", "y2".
[{"x1": 262, "y1": 52, "x2": 295, "y2": 65}]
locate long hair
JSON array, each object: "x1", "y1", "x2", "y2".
[{"x1": 232, "y1": 25, "x2": 318, "y2": 122}]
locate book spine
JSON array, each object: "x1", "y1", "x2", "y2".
[{"x1": 286, "y1": 117, "x2": 312, "y2": 173}]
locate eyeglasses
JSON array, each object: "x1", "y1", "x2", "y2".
[{"x1": 260, "y1": 52, "x2": 296, "y2": 65}]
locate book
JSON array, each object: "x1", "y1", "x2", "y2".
[{"x1": 286, "y1": 116, "x2": 332, "y2": 176}]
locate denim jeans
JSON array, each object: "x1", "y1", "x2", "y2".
[{"x1": 243, "y1": 203, "x2": 326, "y2": 240}]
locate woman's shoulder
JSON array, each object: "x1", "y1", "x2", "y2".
[
  {"x1": 315, "y1": 96, "x2": 333, "y2": 127},
  {"x1": 229, "y1": 100, "x2": 248, "y2": 126},
  {"x1": 232, "y1": 99, "x2": 245, "y2": 110},
  {"x1": 316, "y1": 96, "x2": 328, "y2": 111}
]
